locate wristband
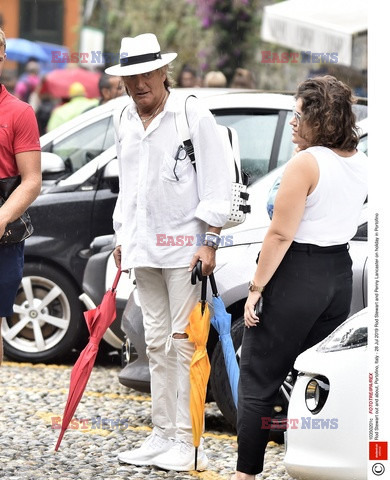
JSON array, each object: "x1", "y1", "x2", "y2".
[{"x1": 205, "y1": 231, "x2": 221, "y2": 239}]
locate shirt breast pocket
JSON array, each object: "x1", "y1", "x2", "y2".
[{"x1": 161, "y1": 151, "x2": 192, "y2": 184}]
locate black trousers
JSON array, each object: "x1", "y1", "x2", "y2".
[{"x1": 236, "y1": 242, "x2": 352, "y2": 475}]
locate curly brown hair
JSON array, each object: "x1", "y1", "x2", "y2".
[{"x1": 296, "y1": 75, "x2": 359, "y2": 151}]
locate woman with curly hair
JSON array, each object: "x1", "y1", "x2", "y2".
[{"x1": 232, "y1": 75, "x2": 368, "y2": 480}]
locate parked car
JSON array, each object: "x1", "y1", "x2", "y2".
[
  {"x1": 284, "y1": 308, "x2": 368, "y2": 480},
  {"x1": 1, "y1": 89, "x2": 302, "y2": 362}
]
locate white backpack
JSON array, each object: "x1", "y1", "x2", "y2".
[{"x1": 175, "y1": 95, "x2": 251, "y2": 229}]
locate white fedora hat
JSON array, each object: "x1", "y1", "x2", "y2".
[{"x1": 105, "y1": 33, "x2": 177, "y2": 77}]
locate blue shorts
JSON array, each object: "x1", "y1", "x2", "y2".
[{"x1": 0, "y1": 242, "x2": 24, "y2": 317}]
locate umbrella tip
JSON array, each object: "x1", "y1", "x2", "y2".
[
  {"x1": 54, "y1": 431, "x2": 64, "y2": 451},
  {"x1": 194, "y1": 446, "x2": 198, "y2": 471}
]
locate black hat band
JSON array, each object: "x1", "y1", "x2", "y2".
[{"x1": 120, "y1": 52, "x2": 162, "y2": 67}]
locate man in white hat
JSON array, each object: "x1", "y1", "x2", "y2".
[{"x1": 106, "y1": 33, "x2": 231, "y2": 472}]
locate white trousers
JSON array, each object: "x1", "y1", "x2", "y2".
[{"x1": 134, "y1": 267, "x2": 201, "y2": 442}]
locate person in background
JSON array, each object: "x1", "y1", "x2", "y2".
[
  {"x1": 230, "y1": 67, "x2": 256, "y2": 89},
  {"x1": 14, "y1": 59, "x2": 41, "y2": 103},
  {"x1": 203, "y1": 70, "x2": 227, "y2": 88},
  {"x1": 33, "y1": 76, "x2": 57, "y2": 135},
  {"x1": 176, "y1": 64, "x2": 200, "y2": 87},
  {"x1": 232, "y1": 75, "x2": 368, "y2": 480},
  {"x1": 0, "y1": 28, "x2": 42, "y2": 365},
  {"x1": 203, "y1": 71, "x2": 227, "y2": 88},
  {"x1": 46, "y1": 81, "x2": 98, "y2": 131},
  {"x1": 98, "y1": 73, "x2": 124, "y2": 105},
  {"x1": 105, "y1": 33, "x2": 231, "y2": 472}
]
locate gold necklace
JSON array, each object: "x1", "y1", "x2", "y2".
[{"x1": 138, "y1": 91, "x2": 168, "y2": 124}]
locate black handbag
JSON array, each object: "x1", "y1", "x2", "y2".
[{"x1": 0, "y1": 175, "x2": 34, "y2": 244}]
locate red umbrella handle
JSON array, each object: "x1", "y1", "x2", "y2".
[{"x1": 111, "y1": 268, "x2": 123, "y2": 291}]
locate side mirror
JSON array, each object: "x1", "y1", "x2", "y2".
[
  {"x1": 103, "y1": 159, "x2": 119, "y2": 193},
  {"x1": 41, "y1": 152, "x2": 66, "y2": 180}
]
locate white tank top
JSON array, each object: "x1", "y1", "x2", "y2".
[{"x1": 294, "y1": 146, "x2": 367, "y2": 246}]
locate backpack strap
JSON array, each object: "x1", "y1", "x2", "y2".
[
  {"x1": 113, "y1": 103, "x2": 129, "y2": 142},
  {"x1": 175, "y1": 95, "x2": 197, "y2": 167}
]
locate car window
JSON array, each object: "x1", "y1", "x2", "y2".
[
  {"x1": 358, "y1": 134, "x2": 367, "y2": 155},
  {"x1": 352, "y1": 221, "x2": 367, "y2": 241},
  {"x1": 277, "y1": 111, "x2": 295, "y2": 168},
  {"x1": 51, "y1": 116, "x2": 113, "y2": 175},
  {"x1": 214, "y1": 112, "x2": 280, "y2": 184}
]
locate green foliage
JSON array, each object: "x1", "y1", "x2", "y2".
[
  {"x1": 87, "y1": 0, "x2": 262, "y2": 84},
  {"x1": 190, "y1": 0, "x2": 263, "y2": 82}
]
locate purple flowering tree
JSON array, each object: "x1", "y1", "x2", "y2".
[{"x1": 189, "y1": 0, "x2": 260, "y2": 82}]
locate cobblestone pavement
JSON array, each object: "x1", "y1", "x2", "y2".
[{"x1": 0, "y1": 360, "x2": 294, "y2": 480}]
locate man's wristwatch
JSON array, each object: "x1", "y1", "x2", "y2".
[
  {"x1": 202, "y1": 233, "x2": 221, "y2": 251},
  {"x1": 248, "y1": 280, "x2": 265, "y2": 294}
]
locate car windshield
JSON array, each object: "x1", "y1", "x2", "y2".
[
  {"x1": 214, "y1": 109, "x2": 295, "y2": 185},
  {"x1": 43, "y1": 115, "x2": 115, "y2": 178}
]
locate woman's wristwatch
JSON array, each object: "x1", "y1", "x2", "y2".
[{"x1": 248, "y1": 280, "x2": 265, "y2": 293}]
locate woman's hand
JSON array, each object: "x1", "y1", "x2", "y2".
[{"x1": 244, "y1": 291, "x2": 261, "y2": 328}]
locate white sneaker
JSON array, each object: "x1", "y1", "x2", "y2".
[
  {"x1": 153, "y1": 439, "x2": 209, "y2": 471},
  {"x1": 118, "y1": 432, "x2": 173, "y2": 466}
]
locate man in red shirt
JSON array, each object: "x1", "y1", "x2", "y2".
[{"x1": 0, "y1": 28, "x2": 42, "y2": 364}]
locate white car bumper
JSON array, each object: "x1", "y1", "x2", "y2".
[{"x1": 284, "y1": 344, "x2": 367, "y2": 480}]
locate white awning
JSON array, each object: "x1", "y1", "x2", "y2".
[{"x1": 261, "y1": 0, "x2": 367, "y2": 70}]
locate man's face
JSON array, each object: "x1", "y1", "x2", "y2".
[
  {"x1": 0, "y1": 46, "x2": 6, "y2": 78},
  {"x1": 102, "y1": 76, "x2": 124, "y2": 102},
  {"x1": 122, "y1": 68, "x2": 167, "y2": 112}
]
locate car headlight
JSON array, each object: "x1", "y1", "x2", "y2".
[
  {"x1": 305, "y1": 375, "x2": 330, "y2": 414},
  {"x1": 316, "y1": 310, "x2": 368, "y2": 353}
]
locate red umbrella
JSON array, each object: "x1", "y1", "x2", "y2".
[
  {"x1": 43, "y1": 67, "x2": 100, "y2": 99},
  {"x1": 54, "y1": 267, "x2": 123, "y2": 451}
]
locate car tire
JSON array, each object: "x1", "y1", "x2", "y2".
[
  {"x1": 2, "y1": 262, "x2": 87, "y2": 363},
  {"x1": 210, "y1": 316, "x2": 295, "y2": 442}
]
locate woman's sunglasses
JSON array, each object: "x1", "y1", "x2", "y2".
[{"x1": 292, "y1": 109, "x2": 301, "y2": 124}]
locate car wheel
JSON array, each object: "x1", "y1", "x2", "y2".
[
  {"x1": 210, "y1": 316, "x2": 295, "y2": 441},
  {"x1": 1, "y1": 262, "x2": 86, "y2": 363}
]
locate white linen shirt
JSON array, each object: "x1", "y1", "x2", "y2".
[{"x1": 113, "y1": 90, "x2": 231, "y2": 270}]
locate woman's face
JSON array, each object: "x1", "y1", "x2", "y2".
[{"x1": 290, "y1": 98, "x2": 310, "y2": 149}]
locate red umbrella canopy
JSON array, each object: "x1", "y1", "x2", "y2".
[
  {"x1": 54, "y1": 268, "x2": 122, "y2": 451},
  {"x1": 43, "y1": 67, "x2": 100, "y2": 99}
]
